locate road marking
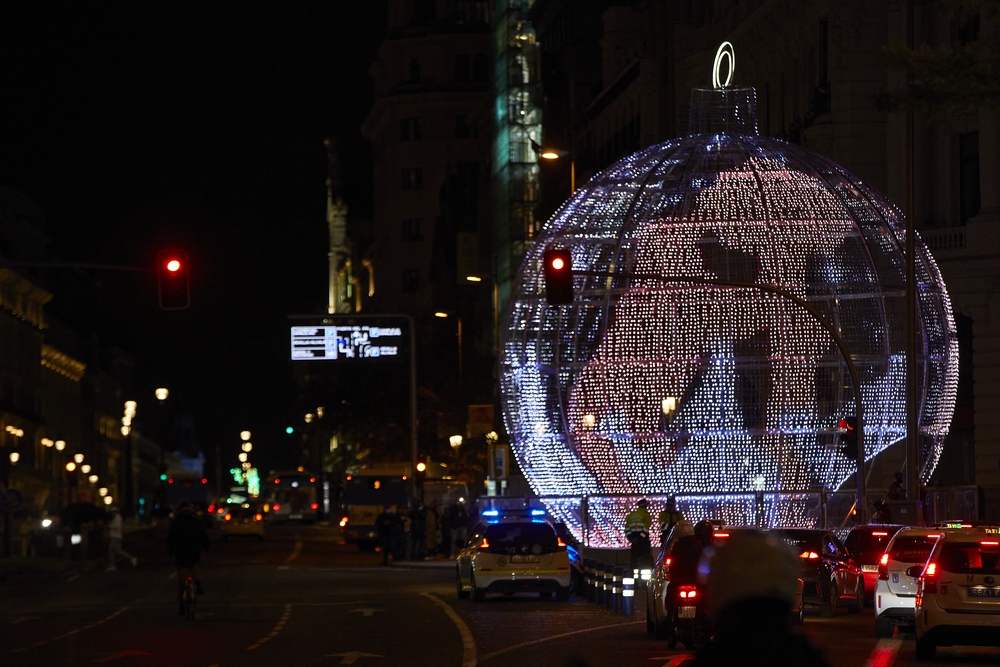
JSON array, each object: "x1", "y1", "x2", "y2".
[
  {"x1": 9, "y1": 606, "x2": 129, "y2": 654},
  {"x1": 864, "y1": 638, "x2": 902, "y2": 667},
  {"x1": 326, "y1": 651, "x2": 382, "y2": 664},
  {"x1": 650, "y1": 655, "x2": 695, "y2": 667},
  {"x1": 423, "y1": 592, "x2": 476, "y2": 667},
  {"x1": 477, "y1": 620, "x2": 643, "y2": 664},
  {"x1": 285, "y1": 534, "x2": 303, "y2": 565},
  {"x1": 350, "y1": 608, "x2": 384, "y2": 617},
  {"x1": 247, "y1": 603, "x2": 292, "y2": 650},
  {"x1": 8, "y1": 616, "x2": 42, "y2": 624}
]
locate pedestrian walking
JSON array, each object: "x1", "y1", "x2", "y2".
[
  {"x1": 449, "y1": 501, "x2": 468, "y2": 558},
  {"x1": 375, "y1": 506, "x2": 394, "y2": 565},
  {"x1": 887, "y1": 472, "x2": 905, "y2": 500},
  {"x1": 106, "y1": 507, "x2": 137, "y2": 571},
  {"x1": 410, "y1": 505, "x2": 427, "y2": 561},
  {"x1": 425, "y1": 502, "x2": 439, "y2": 559}
]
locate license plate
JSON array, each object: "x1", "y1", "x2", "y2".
[
  {"x1": 510, "y1": 555, "x2": 539, "y2": 564},
  {"x1": 861, "y1": 565, "x2": 878, "y2": 572},
  {"x1": 290, "y1": 514, "x2": 302, "y2": 519},
  {"x1": 679, "y1": 606, "x2": 696, "y2": 619},
  {"x1": 967, "y1": 587, "x2": 1000, "y2": 598}
]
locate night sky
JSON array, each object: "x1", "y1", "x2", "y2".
[{"x1": 2, "y1": 4, "x2": 388, "y2": 473}]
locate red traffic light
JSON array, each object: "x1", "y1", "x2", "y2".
[
  {"x1": 543, "y1": 246, "x2": 574, "y2": 305},
  {"x1": 156, "y1": 249, "x2": 190, "y2": 310}
]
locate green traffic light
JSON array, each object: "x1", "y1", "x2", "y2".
[
  {"x1": 285, "y1": 426, "x2": 294, "y2": 434},
  {"x1": 159, "y1": 474, "x2": 168, "y2": 481}
]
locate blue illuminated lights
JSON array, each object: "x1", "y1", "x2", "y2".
[
  {"x1": 500, "y1": 86, "x2": 958, "y2": 548},
  {"x1": 530, "y1": 509, "x2": 546, "y2": 517},
  {"x1": 482, "y1": 510, "x2": 500, "y2": 517}
]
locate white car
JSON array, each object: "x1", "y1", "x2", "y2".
[
  {"x1": 913, "y1": 532, "x2": 1000, "y2": 660},
  {"x1": 456, "y1": 512, "x2": 572, "y2": 601},
  {"x1": 874, "y1": 527, "x2": 944, "y2": 637}
]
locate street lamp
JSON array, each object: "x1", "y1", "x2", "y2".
[
  {"x1": 98, "y1": 487, "x2": 108, "y2": 497},
  {"x1": 103, "y1": 496, "x2": 113, "y2": 506},
  {"x1": 240, "y1": 430, "x2": 251, "y2": 441},
  {"x1": 8, "y1": 452, "x2": 18, "y2": 464},
  {"x1": 155, "y1": 387, "x2": 169, "y2": 401},
  {"x1": 55, "y1": 440, "x2": 66, "y2": 451},
  {"x1": 73, "y1": 453, "x2": 84, "y2": 464},
  {"x1": 80, "y1": 464, "x2": 91, "y2": 474},
  {"x1": 449, "y1": 435, "x2": 463, "y2": 449},
  {"x1": 238, "y1": 452, "x2": 248, "y2": 462},
  {"x1": 434, "y1": 311, "x2": 464, "y2": 392},
  {"x1": 242, "y1": 442, "x2": 252, "y2": 453},
  {"x1": 531, "y1": 142, "x2": 575, "y2": 194},
  {"x1": 88, "y1": 474, "x2": 99, "y2": 484},
  {"x1": 66, "y1": 462, "x2": 77, "y2": 472}
]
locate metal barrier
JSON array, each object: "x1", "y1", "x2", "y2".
[{"x1": 621, "y1": 569, "x2": 635, "y2": 615}]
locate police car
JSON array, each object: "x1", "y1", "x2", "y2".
[
  {"x1": 874, "y1": 527, "x2": 944, "y2": 637},
  {"x1": 913, "y1": 531, "x2": 1000, "y2": 659},
  {"x1": 456, "y1": 509, "x2": 573, "y2": 602}
]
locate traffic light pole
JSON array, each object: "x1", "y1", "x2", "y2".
[{"x1": 574, "y1": 270, "x2": 867, "y2": 523}]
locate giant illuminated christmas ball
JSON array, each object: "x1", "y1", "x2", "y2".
[{"x1": 500, "y1": 69, "x2": 958, "y2": 547}]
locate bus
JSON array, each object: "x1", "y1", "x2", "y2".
[
  {"x1": 339, "y1": 462, "x2": 468, "y2": 550},
  {"x1": 265, "y1": 471, "x2": 319, "y2": 523}
]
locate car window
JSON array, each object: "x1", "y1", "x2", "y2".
[
  {"x1": 845, "y1": 529, "x2": 897, "y2": 557},
  {"x1": 776, "y1": 530, "x2": 822, "y2": 553},
  {"x1": 484, "y1": 523, "x2": 558, "y2": 551},
  {"x1": 822, "y1": 535, "x2": 840, "y2": 557},
  {"x1": 939, "y1": 542, "x2": 1000, "y2": 574},
  {"x1": 888, "y1": 535, "x2": 938, "y2": 563}
]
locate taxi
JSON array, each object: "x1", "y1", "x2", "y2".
[
  {"x1": 874, "y1": 527, "x2": 948, "y2": 637},
  {"x1": 913, "y1": 532, "x2": 1000, "y2": 659},
  {"x1": 222, "y1": 505, "x2": 265, "y2": 540},
  {"x1": 456, "y1": 510, "x2": 573, "y2": 602}
]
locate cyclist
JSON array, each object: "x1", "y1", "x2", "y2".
[{"x1": 167, "y1": 501, "x2": 210, "y2": 614}]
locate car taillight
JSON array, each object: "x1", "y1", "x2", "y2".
[
  {"x1": 557, "y1": 536, "x2": 567, "y2": 549},
  {"x1": 678, "y1": 585, "x2": 698, "y2": 599},
  {"x1": 217, "y1": 507, "x2": 225, "y2": 514},
  {"x1": 715, "y1": 532, "x2": 729, "y2": 538},
  {"x1": 273, "y1": 504, "x2": 281, "y2": 511},
  {"x1": 922, "y1": 562, "x2": 938, "y2": 594},
  {"x1": 872, "y1": 531, "x2": 888, "y2": 536},
  {"x1": 878, "y1": 553, "x2": 890, "y2": 580},
  {"x1": 224, "y1": 513, "x2": 232, "y2": 521},
  {"x1": 982, "y1": 540, "x2": 999, "y2": 546},
  {"x1": 310, "y1": 503, "x2": 319, "y2": 510},
  {"x1": 208, "y1": 504, "x2": 215, "y2": 513},
  {"x1": 254, "y1": 513, "x2": 263, "y2": 521},
  {"x1": 480, "y1": 538, "x2": 490, "y2": 549},
  {"x1": 799, "y1": 551, "x2": 820, "y2": 560},
  {"x1": 665, "y1": 557, "x2": 671, "y2": 567}
]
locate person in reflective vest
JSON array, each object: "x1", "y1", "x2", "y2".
[
  {"x1": 625, "y1": 498, "x2": 652, "y2": 569},
  {"x1": 658, "y1": 497, "x2": 684, "y2": 545}
]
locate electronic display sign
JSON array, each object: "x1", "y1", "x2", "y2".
[{"x1": 290, "y1": 323, "x2": 403, "y2": 361}]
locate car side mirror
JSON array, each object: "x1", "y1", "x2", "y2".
[{"x1": 905, "y1": 566, "x2": 923, "y2": 577}]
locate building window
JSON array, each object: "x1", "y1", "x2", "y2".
[
  {"x1": 401, "y1": 168, "x2": 423, "y2": 191},
  {"x1": 402, "y1": 218, "x2": 422, "y2": 240},
  {"x1": 455, "y1": 55, "x2": 470, "y2": 82},
  {"x1": 456, "y1": 115, "x2": 473, "y2": 138},
  {"x1": 473, "y1": 53, "x2": 489, "y2": 83},
  {"x1": 402, "y1": 269, "x2": 421, "y2": 292},
  {"x1": 410, "y1": 59, "x2": 421, "y2": 82},
  {"x1": 959, "y1": 131, "x2": 981, "y2": 224},
  {"x1": 400, "y1": 117, "x2": 422, "y2": 141}
]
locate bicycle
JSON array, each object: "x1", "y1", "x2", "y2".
[{"x1": 181, "y1": 574, "x2": 197, "y2": 621}]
